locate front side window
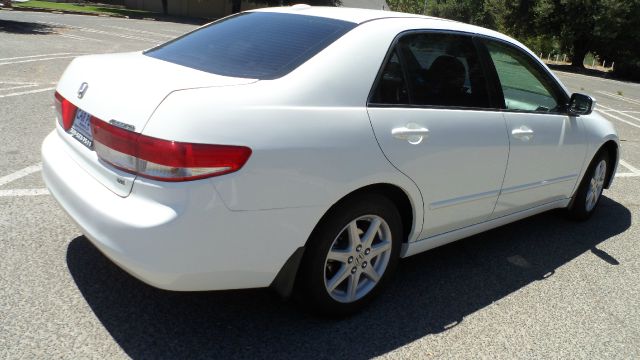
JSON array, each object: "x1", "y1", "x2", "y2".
[
  {"x1": 371, "y1": 32, "x2": 490, "y2": 108},
  {"x1": 484, "y1": 40, "x2": 563, "y2": 112},
  {"x1": 145, "y1": 12, "x2": 356, "y2": 80}
]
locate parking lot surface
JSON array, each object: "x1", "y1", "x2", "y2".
[{"x1": 1, "y1": 10, "x2": 639, "y2": 359}]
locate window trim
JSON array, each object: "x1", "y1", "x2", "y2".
[
  {"x1": 477, "y1": 36, "x2": 571, "y2": 116},
  {"x1": 367, "y1": 29, "x2": 501, "y2": 111}
]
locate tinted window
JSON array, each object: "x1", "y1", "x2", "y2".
[
  {"x1": 484, "y1": 40, "x2": 562, "y2": 112},
  {"x1": 371, "y1": 33, "x2": 490, "y2": 108},
  {"x1": 145, "y1": 12, "x2": 356, "y2": 80},
  {"x1": 370, "y1": 51, "x2": 409, "y2": 104}
]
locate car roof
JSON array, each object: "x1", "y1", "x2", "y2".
[{"x1": 250, "y1": 5, "x2": 503, "y2": 39}]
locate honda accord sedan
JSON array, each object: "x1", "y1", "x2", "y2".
[{"x1": 42, "y1": 6, "x2": 619, "y2": 315}]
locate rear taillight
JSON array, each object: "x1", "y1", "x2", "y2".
[
  {"x1": 91, "y1": 117, "x2": 252, "y2": 182},
  {"x1": 54, "y1": 91, "x2": 77, "y2": 131}
]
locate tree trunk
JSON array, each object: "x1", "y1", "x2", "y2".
[
  {"x1": 231, "y1": 0, "x2": 241, "y2": 13},
  {"x1": 571, "y1": 38, "x2": 589, "y2": 68},
  {"x1": 5, "y1": 0, "x2": 12, "y2": 8}
]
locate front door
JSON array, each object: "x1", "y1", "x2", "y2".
[{"x1": 481, "y1": 39, "x2": 587, "y2": 217}]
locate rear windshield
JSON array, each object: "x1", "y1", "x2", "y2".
[{"x1": 145, "y1": 12, "x2": 356, "y2": 80}]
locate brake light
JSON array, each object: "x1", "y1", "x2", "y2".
[
  {"x1": 54, "y1": 91, "x2": 77, "y2": 131},
  {"x1": 91, "y1": 117, "x2": 252, "y2": 181}
]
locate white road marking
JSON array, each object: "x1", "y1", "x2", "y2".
[
  {"x1": 0, "y1": 55, "x2": 83, "y2": 66},
  {"x1": 615, "y1": 173, "x2": 640, "y2": 178},
  {"x1": 0, "y1": 53, "x2": 73, "y2": 62},
  {"x1": 615, "y1": 159, "x2": 640, "y2": 178},
  {"x1": 0, "y1": 87, "x2": 56, "y2": 98},
  {"x1": 619, "y1": 159, "x2": 640, "y2": 174},
  {"x1": 103, "y1": 25, "x2": 175, "y2": 38},
  {"x1": 0, "y1": 189, "x2": 50, "y2": 197},
  {"x1": 0, "y1": 164, "x2": 43, "y2": 187},
  {"x1": 60, "y1": 33, "x2": 103, "y2": 42},
  {"x1": 42, "y1": 21, "x2": 160, "y2": 43},
  {"x1": 0, "y1": 84, "x2": 38, "y2": 91},
  {"x1": 598, "y1": 104, "x2": 640, "y2": 123},
  {"x1": 597, "y1": 91, "x2": 640, "y2": 106},
  {"x1": 595, "y1": 109, "x2": 640, "y2": 129}
]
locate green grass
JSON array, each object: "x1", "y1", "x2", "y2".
[{"x1": 13, "y1": 1, "x2": 159, "y2": 18}]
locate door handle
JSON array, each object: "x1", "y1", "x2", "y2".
[
  {"x1": 392, "y1": 124, "x2": 429, "y2": 144},
  {"x1": 511, "y1": 126, "x2": 534, "y2": 141}
]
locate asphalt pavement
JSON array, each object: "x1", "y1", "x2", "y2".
[{"x1": 1, "y1": 10, "x2": 639, "y2": 359}]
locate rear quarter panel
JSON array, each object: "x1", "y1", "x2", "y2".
[{"x1": 140, "y1": 20, "x2": 425, "y2": 242}]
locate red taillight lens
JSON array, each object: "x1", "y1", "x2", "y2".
[
  {"x1": 91, "y1": 117, "x2": 252, "y2": 182},
  {"x1": 54, "y1": 91, "x2": 77, "y2": 131}
]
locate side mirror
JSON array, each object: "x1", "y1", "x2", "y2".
[{"x1": 568, "y1": 93, "x2": 594, "y2": 116}]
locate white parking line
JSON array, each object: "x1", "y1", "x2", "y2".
[
  {"x1": 0, "y1": 164, "x2": 50, "y2": 197},
  {"x1": 103, "y1": 25, "x2": 175, "y2": 39},
  {"x1": 616, "y1": 159, "x2": 640, "y2": 178},
  {"x1": 0, "y1": 84, "x2": 38, "y2": 92},
  {"x1": 42, "y1": 21, "x2": 160, "y2": 43},
  {"x1": 595, "y1": 109, "x2": 640, "y2": 129},
  {"x1": 0, "y1": 87, "x2": 56, "y2": 99},
  {"x1": 619, "y1": 160, "x2": 640, "y2": 174},
  {"x1": 0, "y1": 189, "x2": 49, "y2": 197},
  {"x1": 597, "y1": 91, "x2": 640, "y2": 106},
  {"x1": 598, "y1": 104, "x2": 640, "y2": 123},
  {"x1": 0, "y1": 55, "x2": 83, "y2": 66},
  {"x1": 0, "y1": 53, "x2": 74, "y2": 62},
  {"x1": 60, "y1": 33, "x2": 104, "y2": 42},
  {"x1": 0, "y1": 164, "x2": 43, "y2": 187}
]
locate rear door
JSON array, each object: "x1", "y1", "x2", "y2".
[
  {"x1": 367, "y1": 32, "x2": 509, "y2": 239},
  {"x1": 480, "y1": 39, "x2": 587, "y2": 217}
]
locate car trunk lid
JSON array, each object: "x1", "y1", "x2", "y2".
[{"x1": 55, "y1": 52, "x2": 257, "y2": 197}]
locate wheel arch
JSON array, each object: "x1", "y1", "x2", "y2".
[
  {"x1": 270, "y1": 183, "x2": 417, "y2": 298},
  {"x1": 312, "y1": 183, "x2": 416, "y2": 245},
  {"x1": 600, "y1": 140, "x2": 618, "y2": 189}
]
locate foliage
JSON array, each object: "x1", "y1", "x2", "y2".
[
  {"x1": 386, "y1": 0, "x2": 426, "y2": 14},
  {"x1": 13, "y1": 0, "x2": 157, "y2": 17},
  {"x1": 385, "y1": 0, "x2": 640, "y2": 79}
]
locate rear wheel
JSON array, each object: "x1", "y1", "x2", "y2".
[
  {"x1": 567, "y1": 151, "x2": 609, "y2": 220},
  {"x1": 298, "y1": 194, "x2": 402, "y2": 316}
]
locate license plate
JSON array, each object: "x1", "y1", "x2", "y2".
[{"x1": 70, "y1": 109, "x2": 93, "y2": 149}]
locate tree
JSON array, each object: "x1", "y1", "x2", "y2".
[
  {"x1": 534, "y1": 0, "x2": 640, "y2": 69},
  {"x1": 428, "y1": 0, "x2": 495, "y2": 28},
  {"x1": 231, "y1": 0, "x2": 340, "y2": 14}
]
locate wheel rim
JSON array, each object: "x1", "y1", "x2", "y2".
[
  {"x1": 585, "y1": 159, "x2": 607, "y2": 212},
  {"x1": 323, "y1": 215, "x2": 393, "y2": 303}
]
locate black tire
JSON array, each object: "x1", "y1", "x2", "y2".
[
  {"x1": 567, "y1": 150, "x2": 609, "y2": 221},
  {"x1": 297, "y1": 194, "x2": 402, "y2": 316}
]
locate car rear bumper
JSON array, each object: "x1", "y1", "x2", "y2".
[{"x1": 42, "y1": 130, "x2": 321, "y2": 291}]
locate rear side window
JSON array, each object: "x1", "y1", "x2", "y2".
[
  {"x1": 145, "y1": 12, "x2": 356, "y2": 80},
  {"x1": 371, "y1": 32, "x2": 490, "y2": 108}
]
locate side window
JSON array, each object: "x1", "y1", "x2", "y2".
[
  {"x1": 484, "y1": 40, "x2": 563, "y2": 112},
  {"x1": 370, "y1": 51, "x2": 409, "y2": 105},
  {"x1": 371, "y1": 33, "x2": 490, "y2": 108},
  {"x1": 399, "y1": 33, "x2": 490, "y2": 108}
]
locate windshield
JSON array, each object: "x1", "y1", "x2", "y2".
[{"x1": 145, "y1": 12, "x2": 356, "y2": 80}]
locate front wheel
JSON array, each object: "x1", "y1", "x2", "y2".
[
  {"x1": 567, "y1": 151, "x2": 609, "y2": 220},
  {"x1": 297, "y1": 194, "x2": 402, "y2": 316}
]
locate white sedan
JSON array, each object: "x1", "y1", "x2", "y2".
[{"x1": 42, "y1": 6, "x2": 619, "y2": 315}]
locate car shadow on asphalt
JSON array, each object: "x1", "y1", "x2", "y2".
[{"x1": 66, "y1": 196, "x2": 631, "y2": 360}]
